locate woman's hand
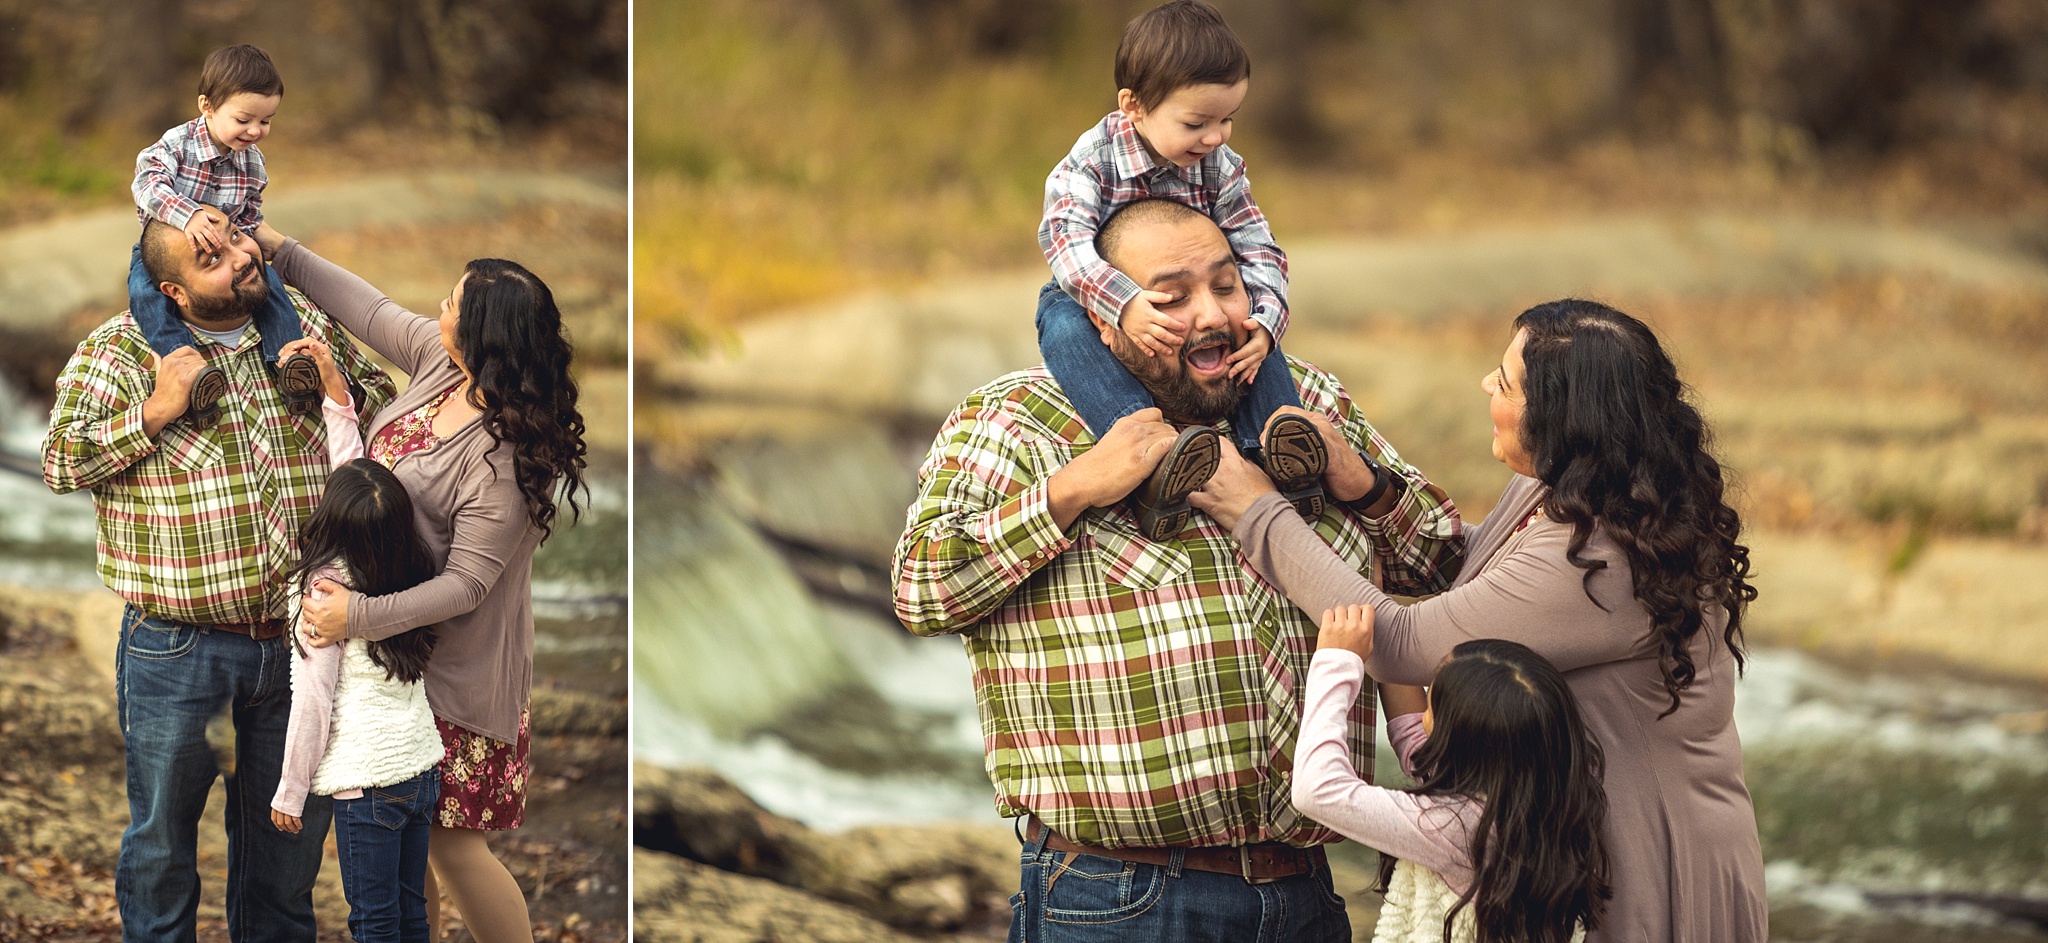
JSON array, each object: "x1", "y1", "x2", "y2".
[
  {"x1": 300, "y1": 578, "x2": 352, "y2": 648},
  {"x1": 270, "y1": 809, "x2": 302, "y2": 834},
  {"x1": 1317, "y1": 603, "x2": 1376, "y2": 663},
  {"x1": 1189, "y1": 441, "x2": 1278, "y2": 531},
  {"x1": 251, "y1": 221, "x2": 289, "y2": 261}
]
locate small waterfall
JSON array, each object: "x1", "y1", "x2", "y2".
[{"x1": 634, "y1": 479, "x2": 864, "y2": 736}]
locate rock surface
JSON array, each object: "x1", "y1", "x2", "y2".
[
  {"x1": 634, "y1": 763, "x2": 1014, "y2": 935},
  {"x1": 634, "y1": 848, "x2": 922, "y2": 943}
]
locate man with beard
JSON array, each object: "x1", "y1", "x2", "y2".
[
  {"x1": 43, "y1": 209, "x2": 394, "y2": 943},
  {"x1": 892, "y1": 198, "x2": 1465, "y2": 941}
]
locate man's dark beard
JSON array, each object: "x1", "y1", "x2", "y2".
[
  {"x1": 180, "y1": 262, "x2": 266, "y2": 326},
  {"x1": 1108, "y1": 327, "x2": 1243, "y2": 425}
]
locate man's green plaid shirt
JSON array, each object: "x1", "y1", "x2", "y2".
[
  {"x1": 893, "y1": 359, "x2": 1466, "y2": 849},
  {"x1": 42, "y1": 288, "x2": 396, "y2": 625}
]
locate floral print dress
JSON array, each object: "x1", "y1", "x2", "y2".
[{"x1": 368, "y1": 382, "x2": 532, "y2": 830}]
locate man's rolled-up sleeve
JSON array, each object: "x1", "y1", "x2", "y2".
[
  {"x1": 892, "y1": 399, "x2": 1073, "y2": 637},
  {"x1": 42, "y1": 336, "x2": 159, "y2": 495}
]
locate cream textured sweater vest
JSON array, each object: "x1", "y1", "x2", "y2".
[
  {"x1": 309, "y1": 640, "x2": 443, "y2": 795},
  {"x1": 1372, "y1": 860, "x2": 1586, "y2": 943}
]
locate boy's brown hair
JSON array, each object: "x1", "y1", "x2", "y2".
[
  {"x1": 1114, "y1": 1, "x2": 1250, "y2": 111},
  {"x1": 197, "y1": 45, "x2": 284, "y2": 104}
]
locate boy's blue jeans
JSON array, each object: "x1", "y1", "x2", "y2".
[
  {"x1": 333, "y1": 766, "x2": 441, "y2": 943},
  {"x1": 128, "y1": 239, "x2": 303, "y2": 363},
  {"x1": 114, "y1": 606, "x2": 333, "y2": 943},
  {"x1": 1036, "y1": 281, "x2": 1302, "y2": 453},
  {"x1": 1004, "y1": 826, "x2": 1351, "y2": 943}
]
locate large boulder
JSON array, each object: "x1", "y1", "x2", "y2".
[
  {"x1": 633, "y1": 763, "x2": 1017, "y2": 934},
  {"x1": 634, "y1": 848, "x2": 918, "y2": 943}
]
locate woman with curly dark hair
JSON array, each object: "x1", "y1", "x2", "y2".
[
  {"x1": 253, "y1": 223, "x2": 586, "y2": 943},
  {"x1": 1193, "y1": 299, "x2": 1765, "y2": 942}
]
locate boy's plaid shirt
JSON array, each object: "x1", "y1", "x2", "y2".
[
  {"x1": 1040, "y1": 110, "x2": 1290, "y2": 339},
  {"x1": 42, "y1": 288, "x2": 396, "y2": 625},
  {"x1": 893, "y1": 360, "x2": 1465, "y2": 849},
  {"x1": 133, "y1": 116, "x2": 268, "y2": 234}
]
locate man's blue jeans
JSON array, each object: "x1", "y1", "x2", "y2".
[
  {"x1": 114, "y1": 606, "x2": 332, "y2": 943},
  {"x1": 333, "y1": 766, "x2": 440, "y2": 943},
  {"x1": 1036, "y1": 281, "x2": 1303, "y2": 454},
  {"x1": 1005, "y1": 826, "x2": 1351, "y2": 943}
]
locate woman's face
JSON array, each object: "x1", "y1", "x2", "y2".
[
  {"x1": 440, "y1": 273, "x2": 466, "y2": 371},
  {"x1": 1483, "y1": 328, "x2": 1536, "y2": 477}
]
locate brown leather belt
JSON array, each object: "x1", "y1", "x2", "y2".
[
  {"x1": 209, "y1": 618, "x2": 288, "y2": 640},
  {"x1": 1026, "y1": 816, "x2": 1324, "y2": 884}
]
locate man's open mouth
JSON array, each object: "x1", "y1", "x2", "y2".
[{"x1": 1186, "y1": 339, "x2": 1229, "y2": 374}]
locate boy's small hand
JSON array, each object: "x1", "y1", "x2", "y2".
[
  {"x1": 1119, "y1": 291, "x2": 1186, "y2": 357},
  {"x1": 270, "y1": 809, "x2": 302, "y2": 834},
  {"x1": 1317, "y1": 603, "x2": 1376, "y2": 663},
  {"x1": 278, "y1": 338, "x2": 349, "y2": 405},
  {"x1": 1228, "y1": 321, "x2": 1272, "y2": 384},
  {"x1": 183, "y1": 210, "x2": 228, "y2": 254}
]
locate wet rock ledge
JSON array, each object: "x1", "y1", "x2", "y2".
[{"x1": 632, "y1": 764, "x2": 1017, "y2": 942}]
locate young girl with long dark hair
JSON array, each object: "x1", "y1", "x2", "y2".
[
  {"x1": 1294, "y1": 607, "x2": 1610, "y2": 943},
  {"x1": 268, "y1": 339, "x2": 443, "y2": 943}
]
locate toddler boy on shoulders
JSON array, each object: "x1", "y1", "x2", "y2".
[{"x1": 130, "y1": 43, "x2": 321, "y2": 427}]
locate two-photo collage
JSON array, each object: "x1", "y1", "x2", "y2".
[{"x1": 2, "y1": 1, "x2": 2045, "y2": 941}]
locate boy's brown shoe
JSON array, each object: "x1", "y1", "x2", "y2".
[
  {"x1": 276, "y1": 353, "x2": 323, "y2": 417},
  {"x1": 1261, "y1": 413, "x2": 1328, "y2": 522},
  {"x1": 1128, "y1": 425, "x2": 1222, "y2": 542},
  {"x1": 187, "y1": 365, "x2": 228, "y2": 429}
]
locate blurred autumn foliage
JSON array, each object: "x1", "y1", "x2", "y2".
[
  {"x1": 634, "y1": 0, "x2": 2048, "y2": 342},
  {"x1": 0, "y1": 0, "x2": 626, "y2": 222}
]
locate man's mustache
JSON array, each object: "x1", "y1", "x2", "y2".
[{"x1": 1178, "y1": 329, "x2": 1235, "y2": 362}]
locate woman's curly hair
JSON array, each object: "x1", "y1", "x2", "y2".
[
  {"x1": 1514, "y1": 299, "x2": 1757, "y2": 716},
  {"x1": 455, "y1": 258, "x2": 588, "y2": 540}
]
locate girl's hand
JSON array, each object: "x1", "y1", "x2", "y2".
[
  {"x1": 301, "y1": 578, "x2": 352, "y2": 648},
  {"x1": 277, "y1": 338, "x2": 349, "y2": 405},
  {"x1": 270, "y1": 809, "x2": 302, "y2": 834},
  {"x1": 1317, "y1": 603, "x2": 1376, "y2": 663},
  {"x1": 1227, "y1": 321, "x2": 1271, "y2": 383},
  {"x1": 1187, "y1": 441, "x2": 1277, "y2": 531}
]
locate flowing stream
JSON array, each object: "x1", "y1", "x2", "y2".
[
  {"x1": 633, "y1": 419, "x2": 2048, "y2": 942},
  {"x1": 0, "y1": 377, "x2": 626, "y2": 697}
]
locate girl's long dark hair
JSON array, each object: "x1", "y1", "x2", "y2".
[
  {"x1": 456, "y1": 259, "x2": 588, "y2": 541},
  {"x1": 289, "y1": 459, "x2": 439, "y2": 683},
  {"x1": 1514, "y1": 299, "x2": 1757, "y2": 716},
  {"x1": 1393, "y1": 639, "x2": 1611, "y2": 943}
]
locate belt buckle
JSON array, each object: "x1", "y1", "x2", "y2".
[{"x1": 1240, "y1": 845, "x2": 1280, "y2": 885}]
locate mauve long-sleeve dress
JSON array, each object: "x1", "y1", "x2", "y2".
[{"x1": 1235, "y1": 474, "x2": 1767, "y2": 943}]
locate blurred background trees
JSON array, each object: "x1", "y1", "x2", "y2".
[
  {"x1": 0, "y1": 0, "x2": 626, "y2": 223},
  {"x1": 635, "y1": 0, "x2": 2048, "y2": 341}
]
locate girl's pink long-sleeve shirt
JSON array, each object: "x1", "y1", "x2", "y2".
[{"x1": 1291, "y1": 649, "x2": 1481, "y2": 893}]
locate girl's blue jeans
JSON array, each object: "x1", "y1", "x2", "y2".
[
  {"x1": 128, "y1": 239, "x2": 303, "y2": 363},
  {"x1": 333, "y1": 765, "x2": 442, "y2": 943},
  {"x1": 1036, "y1": 281, "x2": 1300, "y2": 452}
]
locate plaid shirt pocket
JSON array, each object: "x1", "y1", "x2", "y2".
[
  {"x1": 1085, "y1": 517, "x2": 1191, "y2": 592},
  {"x1": 155, "y1": 422, "x2": 226, "y2": 471}
]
